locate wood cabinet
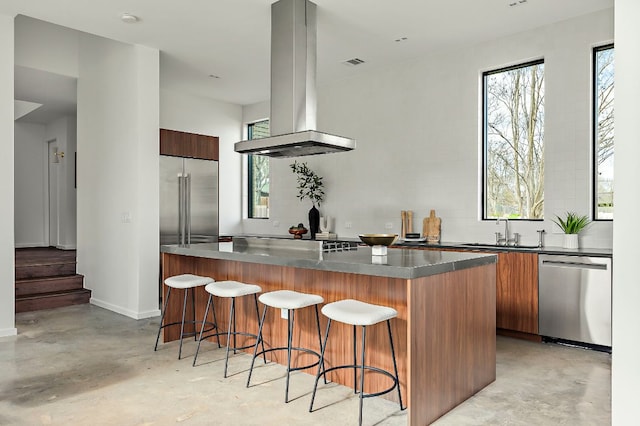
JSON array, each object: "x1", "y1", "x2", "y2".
[
  {"x1": 494, "y1": 251, "x2": 538, "y2": 337},
  {"x1": 411, "y1": 246, "x2": 539, "y2": 339},
  {"x1": 160, "y1": 128, "x2": 219, "y2": 160}
]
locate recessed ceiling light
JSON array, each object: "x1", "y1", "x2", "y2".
[{"x1": 121, "y1": 13, "x2": 140, "y2": 23}]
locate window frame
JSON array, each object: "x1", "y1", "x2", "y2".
[
  {"x1": 592, "y1": 43, "x2": 614, "y2": 222},
  {"x1": 481, "y1": 58, "x2": 545, "y2": 221},
  {"x1": 247, "y1": 119, "x2": 270, "y2": 219}
]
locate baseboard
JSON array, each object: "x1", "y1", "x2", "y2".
[
  {"x1": 90, "y1": 298, "x2": 160, "y2": 320},
  {"x1": 496, "y1": 328, "x2": 542, "y2": 342},
  {"x1": 15, "y1": 243, "x2": 48, "y2": 248},
  {"x1": 56, "y1": 244, "x2": 77, "y2": 250},
  {"x1": 0, "y1": 327, "x2": 18, "y2": 338}
]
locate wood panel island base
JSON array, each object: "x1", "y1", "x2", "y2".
[{"x1": 161, "y1": 241, "x2": 497, "y2": 425}]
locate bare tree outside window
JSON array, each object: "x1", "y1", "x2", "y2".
[
  {"x1": 594, "y1": 45, "x2": 614, "y2": 220},
  {"x1": 248, "y1": 120, "x2": 270, "y2": 218},
  {"x1": 484, "y1": 61, "x2": 545, "y2": 220}
]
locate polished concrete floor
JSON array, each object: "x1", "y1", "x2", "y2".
[{"x1": 0, "y1": 305, "x2": 610, "y2": 425}]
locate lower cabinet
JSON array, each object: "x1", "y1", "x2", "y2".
[
  {"x1": 494, "y1": 251, "x2": 538, "y2": 336},
  {"x1": 418, "y1": 247, "x2": 539, "y2": 337}
]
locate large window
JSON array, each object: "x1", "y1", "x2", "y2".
[
  {"x1": 594, "y1": 44, "x2": 614, "y2": 220},
  {"x1": 483, "y1": 60, "x2": 545, "y2": 220},
  {"x1": 247, "y1": 119, "x2": 270, "y2": 218}
]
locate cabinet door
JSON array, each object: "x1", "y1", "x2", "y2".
[{"x1": 496, "y1": 252, "x2": 538, "y2": 334}]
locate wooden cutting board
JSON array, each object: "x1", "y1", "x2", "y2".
[{"x1": 423, "y1": 210, "x2": 441, "y2": 243}]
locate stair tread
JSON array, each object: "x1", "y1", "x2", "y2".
[
  {"x1": 16, "y1": 274, "x2": 84, "y2": 283},
  {"x1": 17, "y1": 288, "x2": 91, "y2": 300}
]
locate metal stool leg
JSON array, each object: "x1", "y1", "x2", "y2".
[
  {"x1": 254, "y1": 294, "x2": 267, "y2": 363},
  {"x1": 154, "y1": 287, "x2": 171, "y2": 351},
  {"x1": 387, "y1": 320, "x2": 404, "y2": 410},
  {"x1": 223, "y1": 297, "x2": 236, "y2": 378},
  {"x1": 353, "y1": 325, "x2": 357, "y2": 393},
  {"x1": 247, "y1": 304, "x2": 269, "y2": 387},
  {"x1": 358, "y1": 325, "x2": 367, "y2": 426},
  {"x1": 314, "y1": 305, "x2": 327, "y2": 384},
  {"x1": 285, "y1": 309, "x2": 294, "y2": 403},
  {"x1": 193, "y1": 294, "x2": 213, "y2": 367},
  {"x1": 178, "y1": 288, "x2": 189, "y2": 360},
  {"x1": 309, "y1": 318, "x2": 332, "y2": 412},
  {"x1": 191, "y1": 285, "x2": 196, "y2": 341}
]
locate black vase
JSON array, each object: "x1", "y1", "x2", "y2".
[{"x1": 308, "y1": 205, "x2": 320, "y2": 240}]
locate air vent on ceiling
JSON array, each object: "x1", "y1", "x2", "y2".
[{"x1": 342, "y1": 58, "x2": 365, "y2": 66}]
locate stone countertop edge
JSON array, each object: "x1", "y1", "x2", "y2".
[{"x1": 161, "y1": 244, "x2": 497, "y2": 280}]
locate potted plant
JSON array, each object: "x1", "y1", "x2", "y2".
[
  {"x1": 290, "y1": 161, "x2": 324, "y2": 239},
  {"x1": 551, "y1": 212, "x2": 591, "y2": 249}
]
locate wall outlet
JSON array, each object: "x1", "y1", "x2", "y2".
[
  {"x1": 385, "y1": 222, "x2": 393, "y2": 229},
  {"x1": 281, "y1": 308, "x2": 288, "y2": 319},
  {"x1": 345, "y1": 221, "x2": 352, "y2": 229},
  {"x1": 121, "y1": 212, "x2": 131, "y2": 223},
  {"x1": 273, "y1": 220, "x2": 280, "y2": 228}
]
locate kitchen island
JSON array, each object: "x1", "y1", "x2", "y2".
[{"x1": 160, "y1": 240, "x2": 497, "y2": 425}]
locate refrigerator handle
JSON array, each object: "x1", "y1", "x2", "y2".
[
  {"x1": 186, "y1": 173, "x2": 192, "y2": 244},
  {"x1": 178, "y1": 173, "x2": 186, "y2": 245}
]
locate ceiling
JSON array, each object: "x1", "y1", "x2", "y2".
[{"x1": 3, "y1": 0, "x2": 613, "y2": 123}]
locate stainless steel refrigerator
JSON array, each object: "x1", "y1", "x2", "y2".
[{"x1": 160, "y1": 156, "x2": 218, "y2": 246}]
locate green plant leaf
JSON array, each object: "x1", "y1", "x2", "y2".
[{"x1": 552, "y1": 211, "x2": 591, "y2": 234}]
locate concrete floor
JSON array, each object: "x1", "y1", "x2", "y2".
[{"x1": 0, "y1": 305, "x2": 610, "y2": 425}]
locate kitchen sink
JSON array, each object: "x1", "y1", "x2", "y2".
[{"x1": 461, "y1": 243, "x2": 539, "y2": 249}]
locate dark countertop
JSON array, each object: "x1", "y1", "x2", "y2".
[
  {"x1": 161, "y1": 242, "x2": 496, "y2": 280},
  {"x1": 223, "y1": 234, "x2": 613, "y2": 258},
  {"x1": 394, "y1": 241, "x2": 613, "y2": 258}
]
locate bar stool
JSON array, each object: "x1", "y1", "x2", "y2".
[
  {"x1": 246, "y1": 290, "x2": 325, "y2": 403},
  {"x1": 309, "y1": 299, "x2": 404, "y2": 426},
  {"x1": 154, "y1": 274, "x2": 216, "y2": 360},
  {"x1": 193, "y1": 280, "x2": 264, "y2": 378}
]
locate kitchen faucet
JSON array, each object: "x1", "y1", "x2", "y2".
[
  {"x1": 496, "y1": 218, "x2": 508, "y2": 245},
  {"x1": 495, "y1": 218, "x2": 519, "y2": 246}
]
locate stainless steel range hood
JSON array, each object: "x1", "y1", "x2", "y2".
[{"x1": 234, "y1": 0, "x2": 355, "y2": 158}]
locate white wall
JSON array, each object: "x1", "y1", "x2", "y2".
[
  {"x1": 612, "y1": 0, "x2": 640, "y2": 423},
  {"x1": 14, "y1": 116, "x2": 77, "y2": 249},
  {"x1": 14, "y1": 121, "x2": 46, "y2": 247},
  {"x1": 160, "y1": 89, "x2": 243, "y2": 235},
  {"x1": 46, "y1": 115, "x2": 77, "y2": 249},
  {"x1": 14, "y1": 15, "x2": 78, "y2": 77},
  {"x1": 243, "y1": 10, "x2": 614, "y2": 249},
  {"x1": 0, "y1": 13, "x2": 16, "y2": 337},
  {"x1": 77, "y1": 34, "x2": 160, "y2": 319}
]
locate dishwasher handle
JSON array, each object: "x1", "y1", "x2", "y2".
[{"x1": 541, "y1": 259, "x2": 608, "y2": 270}]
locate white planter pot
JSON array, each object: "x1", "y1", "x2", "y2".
[{"x1": 563, "y1": 234, "x2": 579, "y2": 249}]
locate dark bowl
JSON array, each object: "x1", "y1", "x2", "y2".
[{"x1": 359, "y1": 234, "x2": 398, "y2": 247}]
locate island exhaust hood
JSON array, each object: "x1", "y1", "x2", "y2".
[{"x1": 234, "y1": 0, "x2": 355, "y2": 158}]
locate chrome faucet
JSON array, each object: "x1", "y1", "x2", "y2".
[{"x1": 496, "y1": 218, "x2": 509, "y2": 245}]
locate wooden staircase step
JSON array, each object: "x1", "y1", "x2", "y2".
[
  {"x1": 16, "y1": 289, "x2": 92, "y2": 313},
  {"x1": 15, "y1": 274, "x2": 85, "y2": 297},
  {"x1": 15, "y1": 262, "x2": 77, "y2": 280}
]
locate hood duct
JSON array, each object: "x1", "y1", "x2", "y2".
[{"x1": 234, "y1": 0, "x2": 355, "y2": 158}]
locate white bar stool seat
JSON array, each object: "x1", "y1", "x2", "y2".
[
  {"x1": 247, "y1": 290, "x2": 326, "y2": 403},
  {"x1": 259, "y1": 290, "x2": 324, "y2": 310},
  {"x1": 206, "y1": 281, "x2": 262, "y2": 298},
  {"x1": 193, "y1": 280, "x2": 264, "y2": 378},
  {"x1": 154, "y1": 274, "x2": 216, "y2": 360},
  {"x1": 310, "y1": 299, "x2": 405, "y2": 426},
  {"x1": 321, "y1": 299, "x2": 398, "y2": 326}
]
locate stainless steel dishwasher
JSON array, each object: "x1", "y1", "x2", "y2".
[{"x1": 538, "y1": 254, "x2": 612, "y2": 348}]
